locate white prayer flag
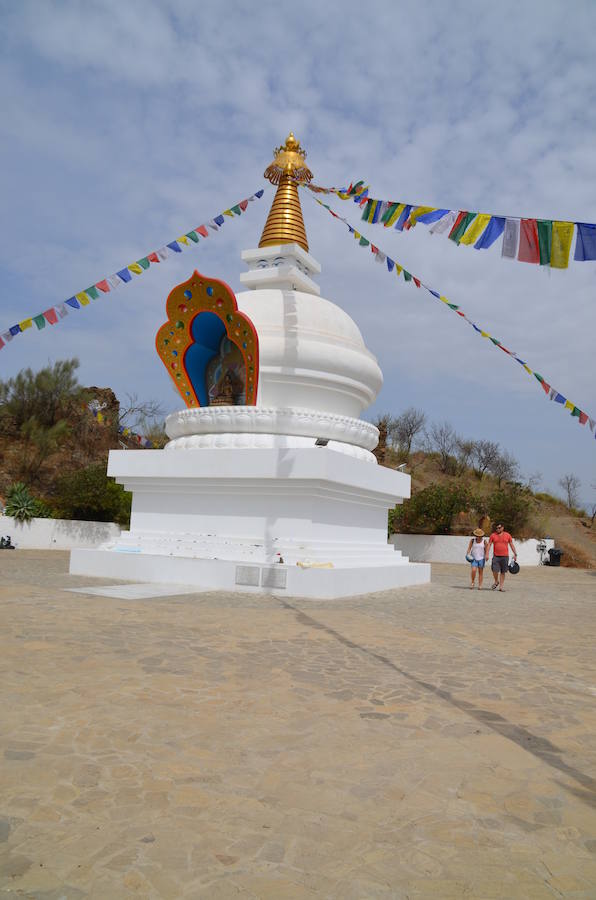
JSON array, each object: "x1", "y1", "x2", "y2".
[
  {"x1": 502, "y1": 219, "x2": 519, "y2": 258},
  {"x1": 430, "y1": 210, "x2": 456, "y2": 235}
]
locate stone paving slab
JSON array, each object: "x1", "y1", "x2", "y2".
[{"x1": 0, "y1": 550, "x2": 595, "y2": 898}]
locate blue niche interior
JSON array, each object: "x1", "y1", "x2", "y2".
[{"x1": 184, "y1": 311, "x2": 226, "y2": 407}]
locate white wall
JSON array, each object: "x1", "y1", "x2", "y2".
[
  {"x1": 0, "y1": 516, "x2": 120, "y2": 550},
  {"x1": 389, "y1": 534, "x2": 554, "y2": 566}
]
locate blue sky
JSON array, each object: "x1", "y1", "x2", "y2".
[{"x1": 1, "y1": 0, "x2": 595, "y2": 504}]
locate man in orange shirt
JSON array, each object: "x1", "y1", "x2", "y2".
[{"x1": 487, "y1": 523, "x2": 517, "y2": 592}]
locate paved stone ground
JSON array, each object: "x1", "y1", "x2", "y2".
[{"x1": 1, "y1": 550, "x2": 595, "y2": 899}]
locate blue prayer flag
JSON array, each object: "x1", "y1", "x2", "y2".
[
  {"x1": 474, "y1": 216, "x2": 506, "y2": 250},
  {"x1": 167, "y1": 241, "x2": 182, "y2": 253},
  {"x1": 395, "y1": 205, "x2": 412, "y2": 231},
  {"x1": 65, "y1": 297, "x2": 80, "y2": 309},
  {"x1": 9, "y1": 324, "x2": 21, "y2": 335},
  {"x1": 554, "y1": 393, "x2": 566, "y2": 404},
  {"x1": 214, "y1": 215, "x2": 225, "y2": 226},
  {"x1": 255, "y1": 189, "x2": 264, "y2": 198},
  {"x1": 416, "y1": 209, "x2": 450, "y2": 225},
  {"x1": 386, "y1": 257, "x2": 395, "y2": 273},
  {"x1": 429, "y1": 290, "x2": 440, "y2": 298},
  {"x1": 574, "y1": 223, "x2": 596, "y2": 261},
  {"x1": 117, "y1": 268, "x2": 132, "y2": 282}
]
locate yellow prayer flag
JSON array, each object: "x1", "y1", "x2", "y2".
[
  {"x1": 19, "y1": 318, "x2": 33, "y2": 330},
  {"x1": 76, "y1": 292, "x2": 90, "y2": 306},
  {"x1": 354, "y1": 231, "x2": 361, "y2": 240},
  {"x1": 177, "y1": 236, "x2": 189, "y2": 246},
  {"x1": 564, "y1": 400, "x2": 574, "y2": 411},
  {"x1": 223, "y1": 209, "x2": 234, "y2": 217},
  {"x1": 384, "y1": 203, "x2": 405, "y2": 228},
  {"x1": 523, "y1": 364, "x2": 532, "y2": 374},
  {"x1": 128, "y1": 263, "x2": 143, "y2": 275},
  {"x1": 480, "y1": 331, "x2": 490, "y2": 338},
  {"x1": 459, "y1": 213, "x2": 491, "y2": 246},
  {"x1": 408, "y1": 206, "x2": 436, "y2": 227},
  {"x1": 396, "y1": 265, "x2": 403, "y2": 275},
  {"x1": 439, "y1": 296, "x2": 449, "y2": 304},
  {"x1": 551, "y1": 221, "x2": 574, "y2": 268}
]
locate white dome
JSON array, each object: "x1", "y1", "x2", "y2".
[{"x1": 236, "y1": 287, "x2": 383, "y2": 418}]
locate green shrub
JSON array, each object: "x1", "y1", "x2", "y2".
[
  {"x1": 391, "y1": 483, "x2": 475, "y2": 534},
  {"x1": 53, "y1": 464, "x2": 131, "y2": 526},
  {"x1": 486, "y1": 483, "x2": 533, "y2": 535}
]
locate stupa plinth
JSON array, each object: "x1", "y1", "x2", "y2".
[{"x1": 70, "y1": 135, "x2": 429, "y2": 597}]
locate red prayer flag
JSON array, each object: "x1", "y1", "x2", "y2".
[
  {"x1": 96, "y1": 279, "x2": 110, "y2": 293},
  {"x1": 413, "y1": 277, "x2": 421, "y2": 288},
  {"x1": 196, "y1": 225, "x2": 209, "y2": 238},
  {"x1": 147, "y1": 252, "x2": 159, "y2": 263},
  {"x1": 0, "y1": 335, "x2": 4, "y2": 350},
  {"x1": 239, "y1": 199, "x2": 248, "y2": 211},
  {"x1": 579, "y1": 411, "x2": 588, "y2": 425},
  {"x1": 448, "y1": 211, "x2": 467, "y2": 240},
  {"x1": 518, "y1": 219, "x2": 540, "y2": 263},
  {"x1": 43, "y1": 308, "x2": 58, "y2": 325},
  {"x1": 371, "y1": 245, "x2": 378, "y2": 254}
]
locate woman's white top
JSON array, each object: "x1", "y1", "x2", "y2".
[{"x1": 471, "y1": 539, "x2": 486, "y2": 560}]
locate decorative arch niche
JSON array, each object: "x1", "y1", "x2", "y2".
[{"x1": 155, "y1": 270, "x2": 259, "y2": 408}]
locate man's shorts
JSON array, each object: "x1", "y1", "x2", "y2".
[
  {"x1": 471, "y1": 559, "x2": 485, "y2": 568},
  {"x1": 491, "y1": 555, "x2": 509, "y2": 574}
]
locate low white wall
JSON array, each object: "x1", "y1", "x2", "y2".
[
  {"x1": 0, "y1": 516, "x2": 120, "y2": 550},
  {"x1": 389, "y1": 534, "x2": 554, "y2": 566}
]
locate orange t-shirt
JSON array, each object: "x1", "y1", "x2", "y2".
[{"x1": 489, "y1": 531, "x2": 512, "y2": 556}]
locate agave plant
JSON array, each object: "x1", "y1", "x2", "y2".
[{"x1": 5, "y1": 483, "x2": 39, "y2": 523}]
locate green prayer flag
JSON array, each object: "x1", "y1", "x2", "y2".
[
  {"x1": 571, "y1": 406, "x2": 581, "y2": 417},
  {"x1": 85, "y1": 285, "x2": 99, "y2": 299},
  {"x1": 361, "y1": 200, "x2": 373, "y2": 221},
  {"x1": 231, "y1": 205, "x2": 241, "y2": 216},
  {"x1": 449, "y1": 212, "x2": 476, "y2": 244},
  {"x1": 137, "y1": 257, "x2": 151, "y2": 269},
  {"x1": 381, "y1": 202, "x2": 399, "y2": 224},
  {"x1": 33, "y1": 314, "x2": 46, "y2": 330},
  {"x1": 490, "y1": 337, "x2": 501, "y2": 346},
  {"x1": 537, "y1": 220, "x2": 552, "y2": 266},
  {"x1": 185, "y1": 232, "x2": 199, "y2": 243},
  {"x1": 447, "y1": 303, "x2": 459, "y2": 310},
  {"x1": 359, "y1": 236, "x2": 370, "y2": 247},
  {"x1": 403, "y1": 271, "x2": 412, "y2": 281}
]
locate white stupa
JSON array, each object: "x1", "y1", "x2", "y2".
[{"x1": 71, "y1": 134, "x2": 429, "y2": 598}]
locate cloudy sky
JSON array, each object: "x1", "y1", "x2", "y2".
[{"x1": 1, "y1": 0, "x2": 595, "y2": 504}]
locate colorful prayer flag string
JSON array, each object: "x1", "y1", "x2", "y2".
[
  {"x1": 306, "y1": 182, "x2": 596, "y2": 269},
  {"x1": 0, "y1": 190, "x2": 266, "y2": 352},
  {"x1": 307, "y1": 191, "x2": 596, "y2": 441}
]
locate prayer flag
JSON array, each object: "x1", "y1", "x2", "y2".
[
  {"x1": 408, "y1": 206, "x2": 438, "y2": 227},
  {"x1": 579, "y1": 411, "x2": 588, "y2": 425},
  {"x1": 177, "y1": 236, "x2": 189, "y2": 245},
  {"x1": 571, "y1": 407, "x2": 581, "y2": 418},
  {"x1": 65, "y1": 297, "x2": 80, "y2": 310},
  {"x1": 19, "y1": 318, "x2": 33, "y2": 331},
  {"x1": 166, "y1": 241, "x2": 182, "y2": 253},
  {"x1": 395, "y1": 205, "x2": 412, "y2": 231},
  {"x1": 255, "y1": 189, "x2": 264, "y2": 198},
  {"x1": 429, "y1": 290, "x2": 440, "y2": 298},
  {"x1": 76, "y1": 292, "x2": 90, "y2": 306},
  {"x1": 386, "y1": 257, "x2": 395, "y2": 272},
  {"x1": 96, "y1": 280, "x2": 110, "y2": 292},
  {"x1": 382, "y1": 203, "x2": 403, "y2": 227},
  {"x1": 239, "y1": 200, "x2": 248, "y2": 211},
  {"x1": 564, "y1": 400, "x2": 574, "y2": 411},
  {"x1": 430, "y1": 210, "x2": 457, "y2": 235},
  {"x1": 415, "y1": 209, "x2": 450, "y2": 225},
  {"x1": 359, "y1": 236, "x2": 369, "y2": 247},
  {"x1": 56, "y1": 304, "x2": 69, "y2": 318},
  {"x1": 502, "y1": 218, "x2": 519, "y2": 258},
  {"x1": 448, "y1": 211, "x2": 472, "y2": 244},
  {"x1": 413, "y1": 277, "x2": 421, "y2": 287},
  {"x1": 553, "y1": 393, "x2": 566, "y2": 404},
  {"x1": 537, "y1": 220, "x2": 552, "y2": 266},
  {"x1": 403, "y1": 271, "x2": 412, "y2": 282},
  {"x1": 33, "y1": 314, "x2": 46, "y2": 330},
  {"x1": 9, "y1": 325, "x2": 21, "y2": 336},
  {"x1": 214, "y1": 215, "x2": 225, "y2": 226},
  {"x1": 137, "y1": 258, "x2": 150, "y2": 269},
  {"x1": 147, "y1": 252, "x2": 160, "y2": 263},
  {"x1": 43, "y1": 308, "x2": 59, "y2": 324},
  {"x1": 223, "y1": 209, "x2": 234, "y2": 217},
  {"x1": 518, "y1": 219, "x2": 540, "y2": 263},
  {"x1": 86, "y1": 285, "x2": 100, "y2": 298},
  {"x1": 157, "y1": 247, "x2": 169, "y2": 260},
  {"x1": 128, "y1": 263, "x2": 143, "y2": 275},
  {"x1": 186, "y1": 232, "x2": 199, "y2": 243},
  {"x1": 460, "y1": 213, "x2": 491, "y2": 246},
  {"x1": 107, "y1": 275, "x2": 121, "y2": 290},
  {"x1": 574, "y1": 223, "x2": 596, "y2": 260},
  {"x1": 0, "y1": 335, "x2": 4, "y2": 349},
  {"x1": 117, "y1": 268, "x2": 132, "y2": 283},
  {"x1": 2, "y1": 331, "x2": 12, "y2": 342},
  {"x1": 474, "y1": 216, "x2": 505, "y2": 249},
  {"x1": 551, "y1": 221, "x2": 574, "y2": 268}
]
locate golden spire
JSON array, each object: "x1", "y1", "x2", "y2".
[{"x1": 259, "y1": 132, "x2": 313, "y2": 252}]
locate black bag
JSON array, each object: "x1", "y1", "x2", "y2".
[{"x1": 508, "y1": 560, "x2": 520, "y2": 574}]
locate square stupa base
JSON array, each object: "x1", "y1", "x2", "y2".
[{"x1": 69, "y1": 447, "x2": 430, "y2": 600}]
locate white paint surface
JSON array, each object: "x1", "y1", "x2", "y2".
[
  {"x1": 390, "y1": 534, "x2": 555, "y2": 566},
  {"x1": 1, "y1": 516, "x2": 121, "y2": 550}
]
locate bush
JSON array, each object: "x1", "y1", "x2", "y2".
[
  {"x1": 53, "y1": 464, "x2": 131, "y2": 526},
  {"x1": 391, "y1": 483, "x2": 475, "y2": 534},
  {"x1": 486, "y1": 483, "x2": 533, "y2": 535}
]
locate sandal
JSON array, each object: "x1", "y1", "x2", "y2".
[{"x1": 491, "y1": 583, "x2": 498, "y2": 590}]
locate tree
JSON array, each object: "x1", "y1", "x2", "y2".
[
  {"x1": 0, "y1": 359, "x2": 82, "y2": 432},
  {"x1": 425, "y1": 421, "x2": 459, "y2": 474},
  {"x1": 455, "y1": 438, "x2": 476, "y2": 476},
  {"x1": 388, "y1": 407, "x2": 426, "y2": 459},
  {"x1": 53, "y1": 464, "x2": 131, "y2": 526},
  {"x1": 471, "y1": 439, "x2": 500, "y2": 480},
  {"x1": 558, "y1": 473, "x2": 581, "y2": 510},
  {"x1": 487, "y1": 483, "x2": 533, "y2": 534},
  {"x1": 118, "y1": 392, "x2": 165, "y2": 432},
  {"x1": 488, "y1": 449, "x2": 519, "y2": 487}
]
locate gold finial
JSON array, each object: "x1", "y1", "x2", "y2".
[{"x1": 259, "y1": 132, "x2": 312, "y2": 252}]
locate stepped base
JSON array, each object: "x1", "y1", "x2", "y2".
[{"x1": 69, "y1": 446, "x2": 430, "y2": 599}]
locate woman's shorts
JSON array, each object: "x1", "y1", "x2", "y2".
[
  {"x1": 471, "y1": 559, "x2": 485, "y2": 568},
  {"x1": 491, "y1": 556, "x2": 509, "y2": 574}
]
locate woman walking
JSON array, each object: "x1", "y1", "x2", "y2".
[{"x1": 467, "y1": 528, "x2": 488, "y2": 590}]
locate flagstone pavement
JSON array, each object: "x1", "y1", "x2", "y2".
[{"x1": 1, "y1": 550, "x2": 596, "y2": 899}]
